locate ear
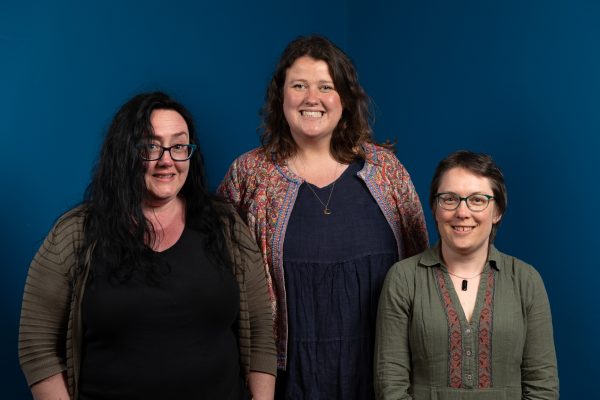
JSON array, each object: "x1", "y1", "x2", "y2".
[{"x1": 492, "y1": 210, "x2": 502, "y2": 224}]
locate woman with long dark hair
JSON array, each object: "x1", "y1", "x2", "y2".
[
  {"x1": 19, "y1": 92, "x2": 276, "y2": 399},
  {"x1": 218, "y1": 36, "x2": 429, "y2": 399}
]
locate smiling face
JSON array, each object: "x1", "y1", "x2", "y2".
[
  {"x1": 435, "y1": 167, "x2": 502, "y2": 260},
  {"x1": 143, "y1": 109, "x2": 190, "y2": 207},
  {"x1": 283, "y1": 56, "x2": 343, "y2": 146}
]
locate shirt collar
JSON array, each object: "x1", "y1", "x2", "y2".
[{"x1": 419, "y1": 242, "x2": 501, "y2": 271}]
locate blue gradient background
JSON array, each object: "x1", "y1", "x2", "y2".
[{"x1": 2, "y1": 0, "x2": 597, "y2": 397}]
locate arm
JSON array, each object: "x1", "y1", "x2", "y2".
[
  {"x1": 217, "y1": 156, "x2": 244, "y2": 210},
  {"x1": 247, "y1": 371, "x2": 276, "y2": 400},
  {"x1": 30, "y1": 372, "x2": 70, "y2": 400},
  {"x1": 235, "y1": 217, "x2": 277, "y2": 399},
  {"x1": 19, "y1": 214, "x2": 80, "y2": 398},
  {"x1": 386, "y1": 154, "x2": 429, "y2": 257},
  {"x1": 521, "y1": 268, "x2": 559, "y2": 399},
  {"x1": 398, "y1": 165, "x2": 429, "y2": 257},
  {"x1": 374, "y1": 264, "x2": 413, "y2": 400}
]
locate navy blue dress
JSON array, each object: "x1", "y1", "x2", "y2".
[{"x1": 278, "y1": 160, "x2": 398, "y2": 400}]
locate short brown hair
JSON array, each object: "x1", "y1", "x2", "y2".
[
  {"x1": 260, "y1": 35, "x2": 373, "y2": 164},
  {"x1": 429, "y1": 150, "x2": 508, "y2": 243}
]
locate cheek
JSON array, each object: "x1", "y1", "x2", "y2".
[
  {"x1": 434, "y1": 208, "x2": 449, "y2": 225},
  {"x1": 179, "y1": 163, "x2": 190, "y2": 177},
  {"x1": 325, "y1": 95, "x2": 342, "y2": 110},
  {"x1": 283, "y1": 90, "x2": 298, "y2": 107}
]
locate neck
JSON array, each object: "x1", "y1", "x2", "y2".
[
  {"x1": 290, "y1": 149, "x2": 345, "y2": 188},
  {"x1": 291, "y1": 129, "x2": 333, "y2": 154},
  {"x1": 440, "y1": 242, "x2": 489, "y2": 275},
  {"x1": 294, "y1": 139, "x2": 333, "y2": 159},
  {"x1": 143, "y1": 197, "x2": 185, "y2": 228}
]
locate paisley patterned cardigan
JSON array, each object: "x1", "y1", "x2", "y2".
[{"x1": 217, "y1": 142, "x2": 429, "y2": 369}]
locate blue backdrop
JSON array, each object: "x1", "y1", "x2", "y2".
[{"x1": 2, "y1": 0, "x2": 597, "y2": 397}]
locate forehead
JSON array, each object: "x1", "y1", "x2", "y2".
[
  {"x1": 285, "y1": 56, "x2": 333, "y2": 81},
  {"x1": 150, "y1": 109, "x2": 189, "y2": 138},
  {"x1": 438, "y1": 167, "x2": 494, "y2": 194}
]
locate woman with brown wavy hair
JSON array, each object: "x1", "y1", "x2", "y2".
[{"x1": 219, "y1": 36, "x2": 428, "y2": 399}]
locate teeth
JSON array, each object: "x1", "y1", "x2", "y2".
[
  {"x1": 453, "y1": 226, "x2": 474, "y2": 232},
  {"x1": 301, "y1": 111, "x2": 323, "y2": 117}
]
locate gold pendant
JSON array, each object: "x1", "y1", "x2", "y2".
[{"x1": 323, "y1": 208, "x2": 332, "y2": 215}]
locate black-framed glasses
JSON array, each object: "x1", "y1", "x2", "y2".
[
  {"x1": 137, "y1": 143, "x2": 196, "y2": 161},
  {"x1": 434, "y1": 192, "x2": 495, "y2": 212}
]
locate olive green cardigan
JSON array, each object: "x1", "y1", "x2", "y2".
[{"x1": 19, "y1": 206, "x2": 277, "y2": 398}]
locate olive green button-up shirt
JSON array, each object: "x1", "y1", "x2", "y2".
[{"x1": 374, "y1": 244, "x2": 558, "y2": 400}]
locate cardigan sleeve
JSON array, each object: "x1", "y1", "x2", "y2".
[
  {"x1": 374, "y1": 261, "x2": 414, "y2": 400},
  {"x1": 18, "y1": 214, "x2": 80, "y2": 386},
  {"x1": 217, "y1": 156, "x2": 245, "y2": 212},
  {"x1": 233, "y1": 214, "x2": 277, "y2": 376},
  {"x1": 387, "y1": 154, "x2": 429, "y2": 257},
  {"x1": 520, "y1": 265, "x2": 559, "y2": 399}
]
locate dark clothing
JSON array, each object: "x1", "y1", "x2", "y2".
[
  {"x1": 18, "y1": 206, "x2": 276, "y2": 400},
  {"x1": 279, "y1": 161, "x2": 398, "y2": 400},
  {"x1": 79, "y1": 228, "x2": 243, "y2": 399}
]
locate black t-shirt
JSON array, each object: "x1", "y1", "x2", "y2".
[{"x1": 78, "y1": 228, "x2": 244, "y2": 400}]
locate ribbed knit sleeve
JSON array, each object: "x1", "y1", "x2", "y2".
[
  {"x1": 232, "y1": 212, "x2": 277, "y2": 376},
  {"x1": 18, "y1": 211, "x2": 83, "y2": 386}
]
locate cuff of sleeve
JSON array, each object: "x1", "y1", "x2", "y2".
[{"x1": 249, "y1": 352, "x2": 278, "y2": 376}]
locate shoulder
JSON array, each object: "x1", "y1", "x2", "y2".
[
  {"x1": 493, "y1": 247, "x2": 547, "y2": 291},
  {"x1": 50, "y1": 205, "x2": 86, "y2": 240},
  {"x1": 385, "y1": 250, "x2": 428, "y2": 285},
  {"x1": 223, "y1": 148, "x2": 282, "y2": 189},
  {"x1": 230, "y1": 147, "x2": 271, "y2": 170},
  {"x1": 362, "y1": 143, "x2": 407, "y2": 173}
]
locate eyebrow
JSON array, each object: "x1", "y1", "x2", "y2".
[{"x1": 149, "y1": 131, "x2": 189, "y2": 140}]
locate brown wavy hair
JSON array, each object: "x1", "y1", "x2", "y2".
[{"x1": 260, "y1": 35, "x2": 374, "y2": 164}]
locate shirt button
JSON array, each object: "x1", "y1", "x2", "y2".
[
  {"x1": 466, "y1": 350, "x2": 472, "y2": 356},
  {"x1": 465, "y1": 328, "x2": 471, "y2": 334},
  {"x1": 466, "y1": 374, "x2": 472, "y2": 381}
]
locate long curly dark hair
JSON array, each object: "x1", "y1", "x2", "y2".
[
  {"x1": 79, "y1": 91, "x2": 233, "y2": 283},
  {"x1": 261, "y1": 35, "x2": 374, "y2": 164}
]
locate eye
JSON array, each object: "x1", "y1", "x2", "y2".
[
  {"x1": 320, "y1": 84, "x2": 335, "y2": 92},
  {"x1": 171, "y1": 144, "x2": 187, "y2": 153},
  {"x1": 146, "y1": 143, "x2": 160, "y2": 151},
  {"x1": 440, "y1": 194, "x2": 459, "y2": 205},
  {"x1": 468, "y1": 195, "x2": 486, "y2": 205},
  {"x1": 291, "y1": 83, "x2": 307, "y2": 90}
]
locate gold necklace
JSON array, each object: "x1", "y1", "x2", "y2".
[
  {"x1": 305, "y1": 180, "x2": 336, "y2": 215},
  {"x1": 292, "y1": 157, "x2": 340, "y2": 216},
  {"x1": 446, "y1": 269, "x2": 485, "y2": 291}
]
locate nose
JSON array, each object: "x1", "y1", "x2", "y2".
[
  {"x1": 455, "y1": 199, "x2": 471, "y2": 218},
  {"x1": 157, "y1": 148, "x2": 174, "y2": 165},
  {"x1": 304, "y1": 86, "x2": 320, "y2": 105}
]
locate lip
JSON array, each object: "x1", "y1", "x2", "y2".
[{"x1": 153, "y1": 173, "x2": 176, "y2": 181}]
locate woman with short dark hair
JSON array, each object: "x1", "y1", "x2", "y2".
[{"x1": 374, "y1": 150, "x2": 558, "y2": 399}]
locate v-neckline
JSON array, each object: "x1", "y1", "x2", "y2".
[{"x1": 443, "y1": 264, "x2": 490, "y2": 325}]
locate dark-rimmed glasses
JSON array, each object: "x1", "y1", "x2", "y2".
[
  {"x1": 137, "y1": 143, "x2": 196, "y2": 161},
  {"x1": 434, "y1": 192, "x2": 495, "y2": 212}
]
